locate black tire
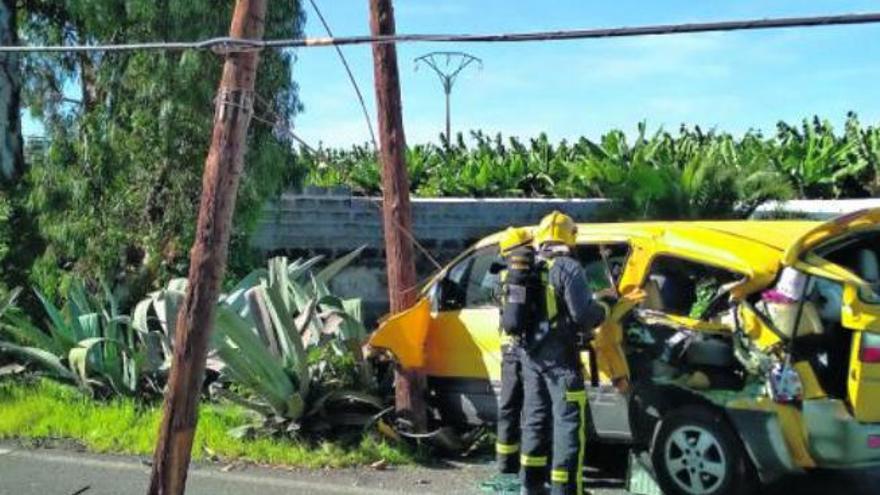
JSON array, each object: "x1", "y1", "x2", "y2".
[{"x1": 651, "y1": 406, "x2": 758, "y2": 495}]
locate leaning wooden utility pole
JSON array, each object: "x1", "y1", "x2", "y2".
[
  {"x1": 148, "y1": 1, "x2": 266, "y2": 494},
  {"x1": 368, "y1": 0, "x2": 427, "y2": 431}
]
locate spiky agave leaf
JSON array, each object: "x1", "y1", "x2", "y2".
[
  {"x1": 287, "y1": 255, "x2": 326, "y2": 282},
  {"x1": 261, "y1": 279, "x2": 308, "y2": 398},
  {"x1": 0, "y1": 341, "x2": 77, "y2": 382},
  {"x1": 67, "y1": 336, "x2": 139, "y2": 396},
  {"x1": 315, "y1": 246, "x2": 366, "y2": 287},
  {"x1": 0, "y1": 312, "x2": 61, "y2": 354},
  {"x1": 34, "y1": 289, "x2": 78, "y2": 348},
  {"x1": 223, "y1": 268, "x2": 268, "y2": 314},
  {"x1": 66, "y1": 278, "x2": 95, "y2": 317},
  {"x1": 132, "y1": 286, "x2": 185, "y2": 361},
  {"x1": 317, "y1": 295, "x2": 366, "y2": 344},
  {"x1": 294, "y1": 297, "x2": 320, "y2": 346},
  {"x1": 211, "y1": 305, "x2": 301, "y2": 419},
  {"x1": 245, "y1": 286, "x2": 282, "y2": 358}
]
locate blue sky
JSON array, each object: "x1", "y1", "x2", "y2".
[{"x1": 23, "y1": 1, "x2": 880, "y2": 148}]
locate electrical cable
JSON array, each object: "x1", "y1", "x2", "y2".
[
  {"x1": 2, "y1": 12, "x2": 880, "y2": 53},
  {"x1": 307, "y1": 0, "x2": 378, "y2": 152}
]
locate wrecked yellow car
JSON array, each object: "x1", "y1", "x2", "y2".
[{"x1": 370, "y1": 209, "x2": 880, "y2": 495}]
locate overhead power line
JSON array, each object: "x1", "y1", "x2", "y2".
[
  {"x1": 2, "y1": 12, "x2": 880, "y2": 53},
  {"x1": 308, "y1": 0, "x2": 378, "y2": 152}
]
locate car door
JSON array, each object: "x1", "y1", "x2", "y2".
[
  {"x1": 571, "y1": 240, "x2": 637, "y2": 441},
  {"x1": 424, "y1": 244, "x2": 503, "y2": 382},
  {"x1": 421, "y1": 244, "x2": 503, "y2": 424}
]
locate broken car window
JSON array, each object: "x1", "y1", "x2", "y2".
[
  {"x1": 440, "y1": 246, "x2": 500, "y2": 310},
  {"x1": 573, "y1": 243, "x2": 631, "y2": 293},
  {"x1": 642, "y1": 255, "x2": 741, "y2": 319}
]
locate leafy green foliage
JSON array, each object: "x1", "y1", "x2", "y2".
[
  {"x1": 17, "y1": 1, "x2": 307, "y2": 304},
  {"x1": 305, "y1": 114, "x2": 879, "y2": 219},
  {"x1": 0, "y1": 185, "x2": 41, "y2": 311}
]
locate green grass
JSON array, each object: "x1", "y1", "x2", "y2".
[{"x1": 0, "y1": 379, "x2": 413, "y2": 468}]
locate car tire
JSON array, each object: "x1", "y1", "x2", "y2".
[{"x1": 651, "y1": 406, "x2": 758, "y2": 495}]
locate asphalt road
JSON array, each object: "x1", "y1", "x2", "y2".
[
  {"x1": 1, "y1": 442, "x2": 879, "y2": 495},
  {"x1": 0, "y1": 442, "x2": 625, "y2": 495}
]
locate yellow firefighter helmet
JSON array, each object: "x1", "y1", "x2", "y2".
[
  {"x1": 535, "y1": 210, "x2": 578, "y2": 248},
  {"x1": 499, "y1": 226, "x2": 534, "y2": 254}
]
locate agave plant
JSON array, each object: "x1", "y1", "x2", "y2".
[
  {"x1": 0, "y1": 280, "x2": 166, "y2": 397},
  {"x1": 215, "y1": 249, "x2": 381, "y2": 437},
  {"x1": 135, "y1": 247, "x2": 381, "y2": 437}
]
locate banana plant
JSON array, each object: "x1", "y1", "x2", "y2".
[
  {"x1": 844, "y1": 112, "x2": 880, "y2": 196},
  {"x1": 299, "y1": 115, "x2": 880, "y2": 216},
  {"x1": 773, "y1": 117, "x2": 861, "y2": 198}
]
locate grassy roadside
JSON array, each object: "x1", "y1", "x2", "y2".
[{"x1": 0, "y1": 378, "x2": 413, "y2": 468}]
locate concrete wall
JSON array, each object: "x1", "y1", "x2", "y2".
[
  {"x1": 251, "y1": 188, "x2": 608, "y2": 324},
  {"x1": 752, "y1": 198, "x2": 880, "y2": 220}
]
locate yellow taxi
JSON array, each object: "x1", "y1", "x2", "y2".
[{"x1": 369, "y1": 209, "x2": 880, "y2": 495}]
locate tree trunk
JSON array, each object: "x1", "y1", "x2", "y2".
[
  {"x1": 0, "y1": 0, "x2": 23, "y2": 180},
  {"x1": 368, "y1": 0, "x2": 427, "y2": 432},
  {"x1": 147, "y1": 1, "x2": 267, "y2": 494}
]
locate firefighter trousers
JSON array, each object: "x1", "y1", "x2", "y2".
[
  {"x1": 496, "y1": 344, "x2": 524, "y2": 473},
  {"x1": 520, "y1": 357, "x2": 587, "y2": 495}
]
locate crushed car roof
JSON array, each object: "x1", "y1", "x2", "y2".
[{"x1": 477, "y1": 220, "x2": 822, "y2": 296}]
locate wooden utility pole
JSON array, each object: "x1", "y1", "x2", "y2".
[
  {"x1": 148, "y1": 1, "x2": 266, "y2": 494},
  {"x1": 368, "y1": 0, "x2": 427, "y2": 431}
]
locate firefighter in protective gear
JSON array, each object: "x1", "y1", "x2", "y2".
[
  {"x1": 520, "y1": 211, "x2": 610, "y2": 495},
  {"x1": 496, "y1": 227, "x2": 538, "y2": 474}
]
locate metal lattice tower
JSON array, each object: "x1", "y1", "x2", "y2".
[{"x1": 415, "y1": 51, "x2": 482, "y2": 141}]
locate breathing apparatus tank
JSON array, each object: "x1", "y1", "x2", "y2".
[{"x1": 499, "y1": 227, "x2": 543, "y2": 342}]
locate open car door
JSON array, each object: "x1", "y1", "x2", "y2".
[{"x1": 369, "y1": 244, "x2": 503, "y2": 424}]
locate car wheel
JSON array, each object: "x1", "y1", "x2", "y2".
[{"x1": 651, "y1": 407, "x2": 757, "y2": 495}]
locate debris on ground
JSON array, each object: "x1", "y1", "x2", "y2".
[{"x1": 479, "y1": 473, "x2": 521, "y2": 494}]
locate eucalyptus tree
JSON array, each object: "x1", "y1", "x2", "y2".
[
  {"x1": 0, "y1": 0, "x2": 23, "y2": 180},
  {"x1": 17, "y1": 1, "x2": 306, "y2": 303}
]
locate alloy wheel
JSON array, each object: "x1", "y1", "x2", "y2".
[{"x1": 663, "y1": 425, "x2": 728, "y2": 494}]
